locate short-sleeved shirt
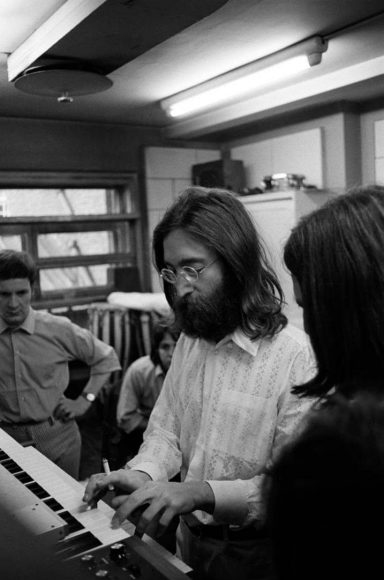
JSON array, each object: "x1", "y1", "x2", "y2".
[{"x1": 0, "y1": 308, "x2": 121, "y2": 423}]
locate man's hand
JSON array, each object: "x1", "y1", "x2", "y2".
[
  {"x1": 82, "y1": 469, "x2": 152, "y2": 509},
  {"x1": 111, "y1": 481, "x2": 215, "y2": 538},
  {"x1": 54, "y1": 396, "x2": 91, "y2": 422}
]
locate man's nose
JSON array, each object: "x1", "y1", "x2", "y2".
[
  {"x1": 175, "y1": 274, "x2": 193, "y2": 297},
  {"x1": 9, "y1": 294, "x2": 18, "y2": 307}
]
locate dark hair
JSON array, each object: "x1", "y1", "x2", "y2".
[
  {"x1": 0, "y1": 249, "x2": 37, "y2": 285},
  {"x1": 266, "y1": 393, "x2": 384, "y2": 580},
  {"x1": 153, "y1": 187, "x2": 287, "y2": 339},
  {"x1": 284, "y1": 185, "x2": 384, "y2": 397},
  {"x1": 150, "y1": 321, "x2": 179, "y2": 367}
]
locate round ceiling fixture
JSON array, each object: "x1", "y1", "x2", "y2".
[{"x1": 13, "y1": 61, "x2": 113, "y2": 102}]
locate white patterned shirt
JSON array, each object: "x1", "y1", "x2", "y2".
[{"x1": 128, "y1": 324, "x2": 316, "y2": 527}]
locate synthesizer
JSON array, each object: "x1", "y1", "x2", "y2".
[{"x1": 0, "y1": 428, "x2": 192, "y2": 579}]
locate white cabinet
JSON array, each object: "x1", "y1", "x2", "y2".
[{"x1": 240, "y1": 189, "x2": 335, "y2": 329}]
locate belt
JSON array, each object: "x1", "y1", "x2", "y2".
[
  {"x1": 185, "y1": 521, "x2": 268, "y2": 542},
  {"x1": 0, "y1": 417, "x2": 54, "y2": 427}
]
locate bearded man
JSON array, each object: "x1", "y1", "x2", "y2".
[{"x1": 84, "y1": 187, "x2": 315, "y2": 580}]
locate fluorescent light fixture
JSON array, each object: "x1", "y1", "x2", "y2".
[
  {"x1": 162, "y1": 36, "x2": 327, "y2": 119},
  {"x1": 168, "y1": 55, "x2": 309, "y2": 118}
]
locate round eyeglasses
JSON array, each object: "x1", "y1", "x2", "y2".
[{"x1": 160, "y1": 259, "x2": 217, "y2": 285}]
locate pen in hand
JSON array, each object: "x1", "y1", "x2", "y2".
[{"x1": 102, "y1": 457, "x2": 115, "y2": 491}]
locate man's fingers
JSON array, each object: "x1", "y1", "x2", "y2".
[
  {"x1": 157, "y1": 509, "x2": 178, "y2": 537},
  {"x1": 134, "y1": 499, "x2": 170, "y2": 538},
  {"x1": 83, "y1": 473, "x2": 110, "y2": 504},
  {"x1": 111, "y1": 493, "x2": 173, "y2": 540},
  {"x1": 111, "y1": 494, "x2": 130, "y2": 509},
  {"x1": 111, "y1": 488, "x2": 151, "y2": 527},
  {"x1": 111, "y1": 495, "x2": 146, "y2": 528}
]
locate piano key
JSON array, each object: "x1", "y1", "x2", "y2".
[
  {"x1": 14, "y1": 470, "x2": 34, "y2": 484},
  {"x1": 44, "y1": 497, "x2": 64, "y2": 512},
  {"x1": 0, "y1": 449, "x2": 10, "y2": 461},
  {"x1": 58, "y1": 510, "x2": 85, "y2": 534},
  {"x1": 26, "y1": 481, "x2": 51, "y2": 499},
  {"x1": 1, "y1": 457, "x2": 23, "y2": 474}
]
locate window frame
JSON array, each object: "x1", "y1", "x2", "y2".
[{"x1": 0, "y1": 172, "x2": 145, "y2": 309}]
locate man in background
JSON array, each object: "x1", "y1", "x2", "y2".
[
  {"x1": 85, "y1": 187, "x2": 315, "y2": 579},
  {"x1": 116, "y1": 322, "x2": 179, "y2": 463},
  {"x1": 0, "y1": 249, "x2": 120, "y2": 479}
]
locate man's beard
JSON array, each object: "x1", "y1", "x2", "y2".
[{"x1": 173, "y1": 280, "x2": 241, "y2": 342}]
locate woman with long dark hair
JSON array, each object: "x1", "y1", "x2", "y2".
[
  {"x1": 284, "y1": 184, "x2": 384, "y2": 398},
  {"x1": 267, "y1": 185, "x2": 384, "y2": 579}
]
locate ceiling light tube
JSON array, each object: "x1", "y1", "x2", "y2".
[{"x1": 161, "y1": 36, "x2": 327, "y2": 119}]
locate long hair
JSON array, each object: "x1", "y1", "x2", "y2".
[
  {"x1": 153, "y1": 187, "x2": 286, "y2": 339},
  {"x1": 284, "y1": 185, "x2": 384, "y2": 397},
  {"x1": 150, "y1": 322, "x2": 180, "y2": 367}
]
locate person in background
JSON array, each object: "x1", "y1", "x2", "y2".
[
  {"x1": 84, "y1": 187, "x2": 315, "y2": 580},
  {"x1": 116, "y1": 322, "x2": 179, "y2": 462},
  {"x1": 0, "y1": 249, "x2": 121, "y2": 479},
  {"x1": 265, "y1": 185, "x2": 384, "y2": 579}
]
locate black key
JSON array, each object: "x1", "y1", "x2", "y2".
[
  {"x1": 0, "y1": 449, "x2": 10, "y2": 461},
  {"x1": 14, "y1": 471, "x2": 34, "y2": 484},
  {"x1": 25, "y1": 481, "x2": 50, "y2": 499},
  {"x1": 1, "y1": 458, "x2": 23, "y2": 474},
  {"x1": 44, "y1": 497, "x2": 64, "y2": 512},
  {"x1": 58, "y1": 511, "x2": 84, "y2": 534}
]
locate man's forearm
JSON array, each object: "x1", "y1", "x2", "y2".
[{"x1": 82, "y1": 371, "x2": 112, "y2": 397}]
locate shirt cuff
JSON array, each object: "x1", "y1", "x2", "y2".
[
  {"x1": 206, "y1": 479, "x2": 250, "y2": 525},
  {"x1": 127, "y1": 460, "x2": 167, "y2": 482}
]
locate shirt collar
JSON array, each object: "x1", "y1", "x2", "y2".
[
  {"x1": 217, "y1": 327, "x2": 260, "y2": 357},
  {"x1": 154, "y1": 363, "x2": 165, "y2": 378},
  {"x1": 0, "y1": 307, "x2": 35, "y2": 334}
]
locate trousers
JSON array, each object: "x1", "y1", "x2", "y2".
[
  {"x1": 0, "y1": 417, "x2": 81, "y2": 479},
  {"x1": 177, "y1": 518, "x2": 274, "y2": 580}
]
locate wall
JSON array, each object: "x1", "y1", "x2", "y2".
[
  {"x1": 225, "y1": 111, "x2": 362, "y2": 193},
  {"x1": 230, "y1": 128, "x2": 323, "y2": 190},
  {"x1": 0, "y1": 116, "x2": 220, "y2": 291},
  {"x1": 0, "y1": 117, "x2": 165, "y2": 172}
]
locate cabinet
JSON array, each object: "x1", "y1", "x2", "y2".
[{"x1": 240, "y1": 189, "x2": 335, "y2": 329}]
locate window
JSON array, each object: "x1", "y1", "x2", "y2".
[{"x1": 0, "y1": 173, "x2": 144, "y2": 309}]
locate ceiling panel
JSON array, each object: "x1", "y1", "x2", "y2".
[
  {"x1": 40, "y1": 0, "x2": 230, "y2": 73},
  {"x1": 1, "y1": 0, "x2": 384, "y2": 140}
]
